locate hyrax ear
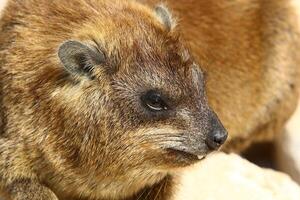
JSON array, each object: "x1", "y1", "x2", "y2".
[
  {"x1": 154, "y1": 4, "x2": 176, "y2": 31},
  {"x1": 58, "y1": 40, "x2": 105, "y2": 78}
]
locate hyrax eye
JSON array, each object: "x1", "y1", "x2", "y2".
[{"x1": 141, "y1": 90, "x2": 168, "y2": 112}]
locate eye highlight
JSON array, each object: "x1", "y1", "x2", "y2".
[{"x1": 141, "y1": 90, "x2": 168, "y2": 112}]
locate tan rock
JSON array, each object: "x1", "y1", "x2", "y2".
[
  {"x1": 275, "y1": 99, "x2": 300, "y2": 184},
  {"x1": 173, "y1": 153, "x2": 300, "y2": 200}
]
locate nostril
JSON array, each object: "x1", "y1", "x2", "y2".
[
  {"x1": 205, "y1": 110, "x2": 228, "y2": 150},
  {"x1": 213, "y1": 130, "x2": 227, "y2": 145},
  {"x1": 206, "y1": 130, "x2": 228, "y2": 150}
]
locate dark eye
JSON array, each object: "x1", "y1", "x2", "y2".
[{"x1": 141, "y1": 90, "x2": 168, "y2": 112}]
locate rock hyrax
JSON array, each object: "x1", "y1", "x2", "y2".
[{"x1": 0, "y1": 0, "x2": 227, "y2": 199}]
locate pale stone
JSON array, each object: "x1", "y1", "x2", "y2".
[
  {"x1": 275, "y1": 99, "x2": 300, "y2": 184},
  {"x1": 173, "y1": 153, "x2": 300, "y2": 200}
]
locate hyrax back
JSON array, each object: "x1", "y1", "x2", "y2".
[{"x1": 0, "y1": 0, "x2": 227, "y2": 199}]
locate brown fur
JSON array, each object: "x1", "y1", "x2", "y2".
[
  {"x1": 0, "y1": 0, "x2": 228, "y2": 199},
  {"x1": 145, "y1": 0, "x2": 300, "y2": 151}
]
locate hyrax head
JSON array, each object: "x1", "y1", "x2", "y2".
[{"x1": 55, "y1": 3, "x2": 227, "y2": 176}]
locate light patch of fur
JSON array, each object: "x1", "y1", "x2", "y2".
[
  {"x1": 134, "y1": 126, "x2": 183, "y2": 148},
  {"x1": 154, "y1": 4, "x2": 177, "y2": 31},
  {"x1": 177, "y1": 109, "x2": 192, "y2": 123},
  {"x1": 91, "y1": 169, "x2": 167, "y2": 199}
]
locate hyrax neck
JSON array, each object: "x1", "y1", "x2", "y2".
[{"x1": 49, "y1": 168, "x2": 170, "y2": 200}]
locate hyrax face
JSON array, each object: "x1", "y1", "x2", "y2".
[{"x1": 54, "y1": 4, "x2": 227, "y2": 182}]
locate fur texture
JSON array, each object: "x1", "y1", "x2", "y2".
[
  {"x1": 145, "y1": 0, "x2": 300, "y2": 151},
  {"x1": 0, "y1": 0, "x2": 227, "y2": 199}
]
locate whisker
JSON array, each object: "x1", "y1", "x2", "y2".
[
  {"x1": 136, "y1": 188, "x2": 147, "y2": 200},
  {"x1": 128, "y1": 134, "x2": 188, "y2": 141},
  {"x1": 120, "y1": 138, "x2": 184, "y2": 153},
  {"x1": 144, "y1": 186, "x2": 154, "y2": 200},
  {"x1": 154, "y1": 178, "x2": 164, "y2": 200}
]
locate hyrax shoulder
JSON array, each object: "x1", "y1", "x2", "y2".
[{"x1": 0, "y1": 0, "x2": 227, "y2": 200}]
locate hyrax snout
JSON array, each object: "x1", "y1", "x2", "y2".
[{"x1": 206, "y1": 111, "x2": 228, "y2": 150}]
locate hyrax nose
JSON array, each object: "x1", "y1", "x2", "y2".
[{"x1": 205, "y1": 113, "x2": 228, "y2": 150}]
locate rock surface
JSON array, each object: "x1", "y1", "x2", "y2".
[
  {"x1": 275, "y1": 99, "x2": 300, "y2": 184},
  {"x1": 173, "y1": 153, "x2": 300, "y2": 200}
]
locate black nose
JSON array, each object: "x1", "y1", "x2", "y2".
[{"x1": 205, "y1": 113, "x2": 228, "y2": 150}]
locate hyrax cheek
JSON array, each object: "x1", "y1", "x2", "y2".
[
  {"x1": 162, "y1": 131, "x2": 210, "y2": 156},
  {"x1": 133, "y1": 127, "x2": 184, "y2": 148},
  {"x1": 182, "y1": 133, "x2": 210, "y2": 154}
]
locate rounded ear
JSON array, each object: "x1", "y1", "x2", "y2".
[
  {"x1": 58, "y1": 40, "x2": 106, "y2": 79},
  {"x1": 154, "y1": 4, "x2": 176, "y2": 31}
]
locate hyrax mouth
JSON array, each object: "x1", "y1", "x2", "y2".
[{"x1": 165, "y1": 148, "x2": 207, "y2": 163}]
